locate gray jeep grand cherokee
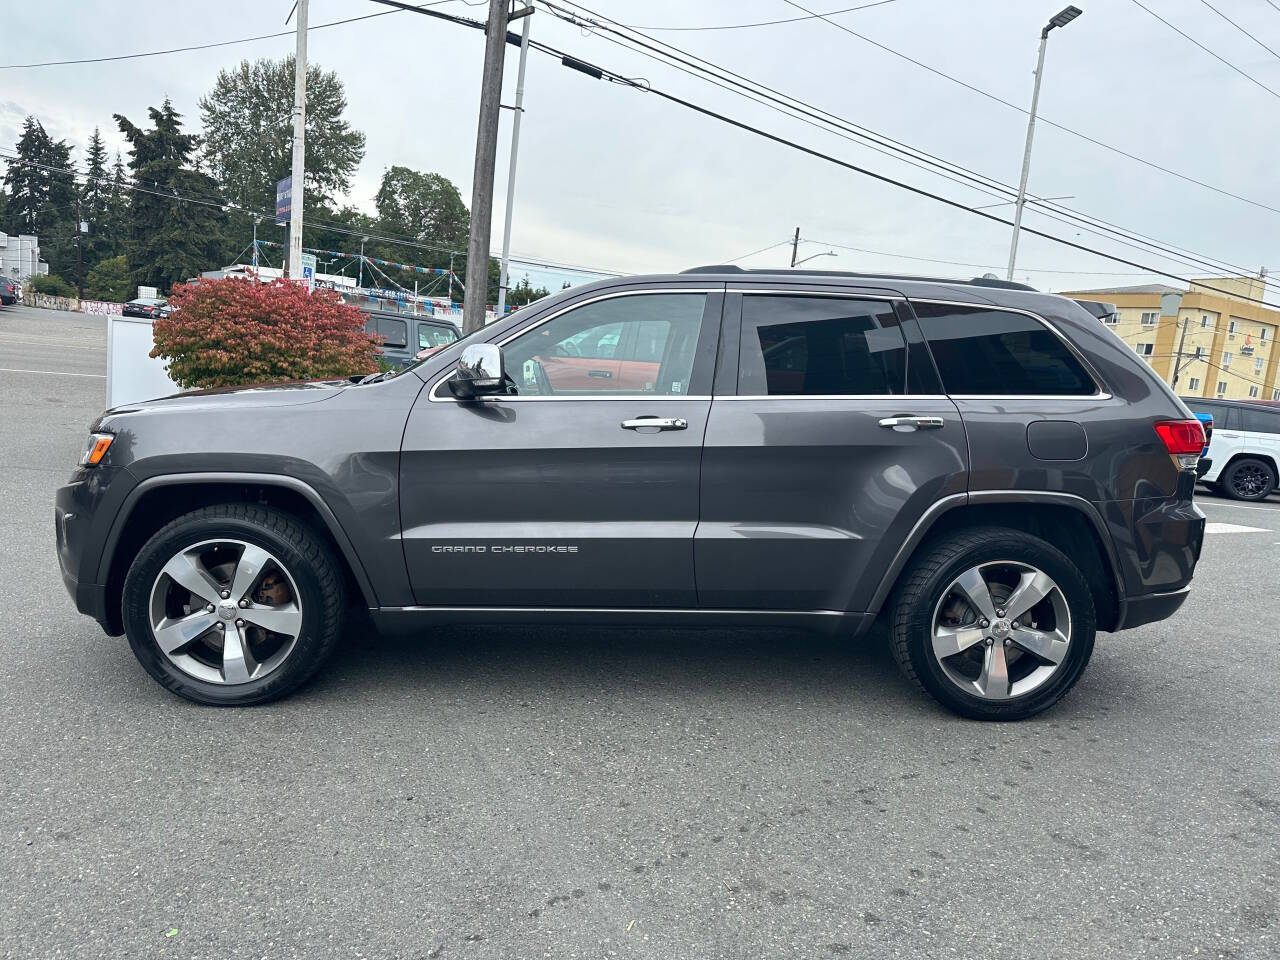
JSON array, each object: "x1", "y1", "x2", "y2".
[{"x1": 56, "y1": 267, "x2": 1206, "y2": 719}]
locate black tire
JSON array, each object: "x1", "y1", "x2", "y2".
[
  {"x1": 121, "y1": 503, "x2": 345, "y2": 706},
  {"x1": 889, "y1": 526, "x2": 1097, "y2": 721},
  {"x1": 1220, "y1": 458, "x2": 1276, "y2": 502}
]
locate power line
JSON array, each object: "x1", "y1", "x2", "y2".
[
  {"x1": 0, "y1": 151, "x2": 626, "y2": 278},
  {"x1": 0, "y1": 1, "x2": 457, "y2": 69},
  {"x1": 518, "y1": 31, "x2": 1280, "y2": 310},
  {"x1": 541, "y1": 0, "x2": 1268, "y2": 280},
  {"x1": 1195, "y1": 0, "x2": 1280, "y2": 63},
  {"x1": 1128, "y1": 0, "x2": 1280, "y2": 99},
  {"x1": 622, "y1": 1, "x2": 897, "y2": 32},
  {"x1": 768, "y1": 0, "x2": 1280, "y2": 215}
]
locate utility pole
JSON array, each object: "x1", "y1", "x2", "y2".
[
  {"x1": 462, "y1": 0, "x2": 510, "y2": 334},
  {"x1": 497, "y1": 7, "x2": 534, "y2": 318},
  {"x1": 74, "y1": 196, "x2": 84, "y2": 300},
  {"x1": 286, "y1": 0, "x2": 309, "y2": 278},
  {"x1": 1171, "y1": 314, "x2": 1191, "y2": 390},
  {"x1": 358, "y1": 236, "x2": 367, "y2": 289},
  {"x1": 1007, "y1": 6, "x2": 1082, "y2": 281},
  {"x1": 789, "y1": 226, "x2": 800, "y2": 268},
  {"x1": 251, "y1": 217, "x2": 259, "y2": 269}
]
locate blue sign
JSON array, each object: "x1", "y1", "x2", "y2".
[{"x1": 275, "y1": 176, "x2": 292, "y2": 226}]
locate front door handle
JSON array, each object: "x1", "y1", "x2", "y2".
[
  {"x1": 621, "y1": 417, "x2": 688, "y2": 431},
  {"x1": 878, "y1": 415, "x2": 945, "y2": 430}
]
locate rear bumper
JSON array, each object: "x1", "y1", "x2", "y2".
[
  {"x1": 1116, "y1": 586, "x2": 1191, "y2": 630},
  {"x1": 1196, "y1": 458, "x2": 1213, "y2": 479}
]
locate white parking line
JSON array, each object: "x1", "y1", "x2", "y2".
[
  {"x1": 1204, "y1": 522, "x2": 1272, "y2": 534},
  {"x1": 0, "y1": 366, "x2": 105, "y2": 378},
  {"x1": 1197, "y1": 499, "x2": 1280, "y2": 514}
]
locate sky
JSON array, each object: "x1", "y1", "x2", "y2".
[{"x1": 3, "y1": 0, "x2": 1279, "y2": 297}]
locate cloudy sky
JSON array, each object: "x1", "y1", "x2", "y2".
[{"x1": 4, "y1": 0, "x2": 1279, "y2": 295}]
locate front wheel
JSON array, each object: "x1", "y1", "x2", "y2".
[
  {"x1": 890, "y1": 527, "x2": 1096, "y2": 721},
  {"x1": 121, "y1": 504, "x2": 345, "y2": 705},
  {"x1": 1221, "y1": 458, "x2": 1276, "y2": 501}
]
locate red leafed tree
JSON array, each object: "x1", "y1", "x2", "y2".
[{"x1": 151, "y1": 277, "x2": 379, "y2": 389}]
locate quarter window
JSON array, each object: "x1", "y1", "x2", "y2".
[
  {"x1": 912, "y1": 303, "x2": 1098, "y2": 396},
  {"x1": 738, "y1": 295, "x2": 908, "y2": 396},
  {"x1": 502, "y1": 293, "x2": 708, "y2": 396}
]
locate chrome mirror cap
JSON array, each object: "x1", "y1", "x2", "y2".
[{"x1": 450, "y1": 343, "x2": 505, "y2": 399}]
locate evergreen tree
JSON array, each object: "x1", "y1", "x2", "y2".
[
  {"x1": 3, "y1": 116, "x2": 78, "y2": 281},
  {"x1": 102, "y1": 152, "x2": 130, "y2": 258},
  {"x1": 115, "y1": 99, "x2": 226, "y2": 292},
  {"x1": 80, "y1": 127, "x2": 111, "y2": 269}
]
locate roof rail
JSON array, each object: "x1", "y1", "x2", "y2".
[{"x1": 678, "y1": 265, "x2": 1038, "y2": 291}]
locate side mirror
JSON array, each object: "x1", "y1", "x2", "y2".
[{"x1": 449, "y1": 343, "x2": 505, "y2": 400}]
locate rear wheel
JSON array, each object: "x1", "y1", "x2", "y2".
[
  {"x1": 1221, "y1": 457, "x2": 1276, "y2": 501},
  {"x1": 121, "y1": 504, "x2": 345, "y2": 705},
  {"x1": 890, "y1": 527, "x2": 1096, "y2": 721}
]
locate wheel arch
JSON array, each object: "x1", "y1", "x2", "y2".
[
  {"x1": 99, "y1": 473, "x2": 378, "y2": 634},
  {"x1": 869, "y1": 491, "x2": 1124, "y2": 632}
]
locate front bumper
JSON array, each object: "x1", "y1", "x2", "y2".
[{"x1": 55, "y1": 469, "x2": 128, "y2": 635}]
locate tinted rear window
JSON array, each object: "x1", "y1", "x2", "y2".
[
  {"x1": 739, "y1": 295, "x2": 908, "y2": 396},
  {"x1": 365, "y1": 316, "x2": 408, "y2": 349},
  {"x1": 912, "y1": 303, "x2": 1097, "y2": 396},
  {"x1": 1240, "y1": 406, "x2": 1280, "y2": 435}
]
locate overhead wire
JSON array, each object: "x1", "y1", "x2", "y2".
[
  {"x1": 1128, "y1": 0, "x2": 1280, "y2": 98},
  {"x1": 1194, "y1": 0, "x2": 1280, "y2": 62},
  {"x1": 539, "y1": 0, "x2": 1269, "y2": 281}
]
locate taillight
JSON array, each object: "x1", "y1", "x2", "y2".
[{"x1": 1154, "y1": 419, "x2": 1205, "y2": 470}]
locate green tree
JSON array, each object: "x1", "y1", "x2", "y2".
[
  {"x1": 102, "y1": 152, "x2": 130, "y2": 258},
  {"x1": 199, "y1": 55, "x2": 364, "y2": 262},
  {"x1": 115, "y1": 99, "x2": 227, "y2": 292},
  {"x1": 374, "y1": 166, "x2": 469, "y2": 249},
  {"x1": 3, "y1": 116, "x2": 77, "y2": 281},
  {"x1": 79, "y1": 128, "x2": 111, "y2": 269},
  {"x1": 84, "y1": 254, "x2": 132, "y2": 301},
  {"x1": 506, "y1": 277, "x2": 551, "y2": 309}
]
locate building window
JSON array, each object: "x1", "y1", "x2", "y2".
[
  {"x1": 1188, "y1": 377, "x2": 1201, "y2": 391},
  {"x1": 1249, "y1": 385, "x2": 1261, "y2": 398},
  {"x1": 1274, "y1": 389, "x2": 1280, "y2": 401},
  {"x1": 1140, "y1": 311, "x2": 1158, "y2": 326},
  {"x1": 1261, "y1": 328, "x2": 1270, "y2": 342},
  {"x1": 1228, "y1": 319, "x2": 1239, "y2": 337},
  {"x1": 1135, "y1": 342, "x2": 1154, "y2": 356},
  {"x1": 1194, "y1": 346, "x2": 1206, "y2": 358},
  {"x1": 1222, "y1": 351, "x2": 1233, "y2": 368},
  {"x1": 1217, "y1": 381, "x2": 1228, "y2": 396},
  {"x1": 1257, "y1": 357, "x2": 1266, "y2": 373},
  {"x1": 1201, "y1": 315, "x2": 1212, "y2": 329}
]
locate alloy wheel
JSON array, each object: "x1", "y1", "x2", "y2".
[
  {"x1": 1230, "y1": 462, "x2": 1270, "y2": 499},
  {"x1": 930, "y1": 560, "x2": 1072, "y2": 701},
  {"x1": 148, "y1": 539, "x2": 303, "y2": 685}
]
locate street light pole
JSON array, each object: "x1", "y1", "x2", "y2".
[
  {"x1": 287, "y1": 0, "x2": 309, "y2": 279},
  {"x1": 358, "y1": 236, "x2": 367, "y2": 289},
  {"x1": 1006, "y1": 5, "x2": 1082, "y2": 282},
  {"x1": 497, "y1": 8, "x2": 533, "y2": 318}
]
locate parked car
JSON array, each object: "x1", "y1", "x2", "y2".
[
  {"x1": 57, "y1": 267, "x2": 1206, "y2": 719},
  {"x1": 363, "y1": 310, "x2": 460, "y2": 367},
  {"x1": 122, "y1": 297, "x2": 170, "y2": 319},
  {"x1": 0, "y1": 277, "x2": 17, "y2": 305},
  {"x1": 1184, "y1": 398, "x2": 1280, "y2": 501}
]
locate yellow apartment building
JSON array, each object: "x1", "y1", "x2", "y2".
[{"x1": 1060, "y1": 276, "x2": 1280, "y2": 402}]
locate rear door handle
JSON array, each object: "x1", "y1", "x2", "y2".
[
  {"x1": 878, "y1": 415, "x2": 945, "y2": 430},
  {"x1": 621, "y1": 417, "x2": 688, "y2": 431},
  {"x1": 588, "y1": 369, "x2": 613, "y2": 379}
]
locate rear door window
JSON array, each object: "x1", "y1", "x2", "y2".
[
  {"x1": 1240, "y1": 406, "x2": 1280, "y2": 435},
  {"x1": 911, "y1": 302, "x2": 1097, "y2": 396},
  {"x1": 365, "y1": 315, "x2": 408, "y2": 349},
  {"x1": 738, "y1": 295, "x2": 908, "y2": 396}
]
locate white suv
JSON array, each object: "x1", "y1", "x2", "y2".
[{"x1": 1186, "y1": 399, "x2": 1280, "y2": 501}]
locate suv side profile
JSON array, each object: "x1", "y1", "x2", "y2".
[
  {"x1": 1183, "y1": 398, "x2": 1280, "y2": 501},
  {"x1": 56, "y1": 268, "x2": 1206, "y2": 720}
]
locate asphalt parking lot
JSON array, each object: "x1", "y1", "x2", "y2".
[{"x1": 2, "y1": 303, "x2": 1278, "y2": 960}]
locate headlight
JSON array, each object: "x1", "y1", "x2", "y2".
[{"x1": 80, "y1": 432, "x2": 114, "y2": 466}]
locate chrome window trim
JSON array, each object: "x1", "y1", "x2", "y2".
[
  {"x1": 714, "y1": 394, "x2": 948, "y2": 402},
  {"x1": 907, "y1": 296, "x2": 1111, "y2": 400},
  {"x1": 428, "y1": 286, "x2": 720, "y2": 403},
  {"x1": 726, "y1": 287, "x2": 900, "y2": 299}
]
